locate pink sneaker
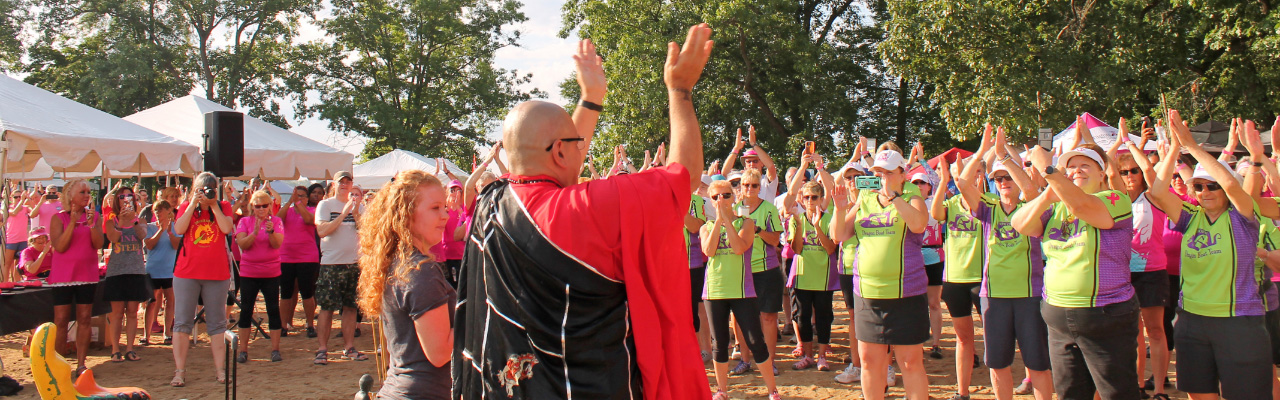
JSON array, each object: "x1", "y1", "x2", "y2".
[
  {"x1": 712, "y1": 390, "x2": 729, "y2": 400},
  {"x1": 769, "y1": 390, "x2": 783, "y2": 400},
  {"x1": 816, "y1": 356, "x2": 830, "y2": 371},
  {"x1": 792, "y1": 356, "x2": 815, "y2": 370}
]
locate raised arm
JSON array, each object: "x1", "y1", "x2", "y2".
[
  {"x1": 1219, "y1": 118, "x2": 1240, "y2": 162},
  {"x1": 748, "y1": 126, "x2": 778, "y2": 181},
  {"x1": 829, "y1": 185, "x2": 857, "y2": 242},
  {"x1": 664, "y1": 24, "x2": 714, "y2": 189},
  {"x1": 1011, "y1": 147, "x2": 1061, "y2": 237},
  {"x1": 1147, "y1": 131, "x2": 1185, "y2": 223},
  {"x1": 995, "y1": 127, "x2": 1039, "y2": 200},
  {"x1": 721, "y1": 128, "x2": 743, "y2": 177},
  {"x1": 929, "y1": 159, "x2": 953, "y2": 223},
  {"x1": 1170, "y1": 110, "x2": 1252, "y2": 219},
  {"x1": 1105, "y1": 119, "x2": 1128, "y2": 192},
  {"x1": 571, "y1": 39, "x2": 607, "y2": 148},
  {"x1": 782, "y1": 153, "x2": 811, "y2": 214}
]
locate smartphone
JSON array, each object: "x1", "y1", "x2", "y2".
[
  {"x1": 854, "y1": 176, "x2": 882, "y2": 191},
  {"x1": 866, "y1": 139, "x2": 877, "y2": 153},
  {"x1": 1038, "y1": 128, "x2": 1054, "y2": 151},
  {"x1": 804, "y1": 141, "x2": 815, "y2": 155}
]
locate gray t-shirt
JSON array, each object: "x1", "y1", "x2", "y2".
[
  {"x1": 315, "y1": 197, "x2": 361, "y2": 265},
  {"x1": 378, "y1": 251, "x2": 455, "y2": 400},
  {"x1": 105, "y1": 224, "x2": 146, "y2": 276}
]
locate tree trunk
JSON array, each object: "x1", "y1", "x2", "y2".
[{"x1": 896, "y1": 77, "x2": 909, "y2": 141}]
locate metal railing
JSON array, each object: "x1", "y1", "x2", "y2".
[{"x1": 224, "y1": 330, "x2": 238, "y2": 400}]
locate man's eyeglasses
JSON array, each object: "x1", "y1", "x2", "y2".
[
  {"x1": 545, "y1": 137, "x2": 587, "y2": 152},
  {"x1": 1193, "y1": 182, "x2": 1223, "y2": 192},
  {"x1": 253, "y1": 204, "x2": 272, "y2": 209},
  {"x1": 741, "y1": 183, "x2": 760, "y2": 189},
  {"x1": 711, "y1": 193, "x2": 733, "y2": 200},
  {"x1": 1116, "y1": 166, "x2": 1146, "y2": 176}
]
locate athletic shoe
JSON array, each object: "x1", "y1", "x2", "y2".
[
  {"x1": 792, "y1": 356, "x2": 816, "y2": 370},
  {"x1": 343, "y1": 348, "x2": 369, "y2": 361},
  {"x1": 306, "y1": 326, "x2": 317, "y2": 338},
  {"x1": 835, "y1": 365, "x2": 862, "y2": 384},
  {"x1": 270, "y1": 350, "x2": 283, "y2": 362},
  {"x1": 730, "y1": 347, "x2": 742, "y2": 361},
  {"x1": 769, "y1": 390, "x2": 782, "y2": 400},
  {"x1": 1013, "y1": 378, "x2": 1033, "y2": 395},
  {"x1": 948, "y1": 394, "x2": 970, "y2": 400},
  {"x1": 729, "y1": 360, "x2": 752, "y2": 375},
  {"x1": 1143, "y1": 376, "x2": 1154, "y2": 391},
  {"x1": 701, "y1": 351, "x2": 712, "y2": 363},
  {"x1": 929, "y1": 345, "x2": 943, "y2": 359},
  {"x1": 886, "y1": 365, "x2": 897, "y2": 387},
  {"x1": 235, "y1": 352, "x2": 248, "y2": 364},
  {"x1": 815, "y1": 356, "x2": 830, "y2": 371},
  {"x1": 712, "y1": 390, "x2": 729, "y2": 400}
]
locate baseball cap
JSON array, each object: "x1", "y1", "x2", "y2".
[
  {"x1": 333, "y1": 171, "x2": 353, "y2": 182},
  {"x1": 988, "y1": 159, "x2": 1010, "y2": 177},
  {"x1": 728, "y1": 171, "x2": 743, "y2": 181},
  {"x1": 447, "y1": 180, "x2": 463, "y2": 189},
  {"x1": 1057, "y1": 147, "x2": 1105, "y2": 170},
  {"x1": 872, "y1": 150, "x2": 905, "y2": 171},
  {"x1": 28, "y1": 226, "x2": 47, "y2": 239},
  {"x1": 1192, "y1": 160, "x2": 1240, "y2": 183}
]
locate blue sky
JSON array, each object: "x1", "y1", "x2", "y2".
[{"x1": 290, "y1": 0, "x2": 577, "y2": 157}]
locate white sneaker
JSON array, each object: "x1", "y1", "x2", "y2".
[
  {"x1": 834, "y1": 364, "x2": 862, "y2": 384},
  {"x1": 886, "y1": 365, "x2": 897, "y2": 387}
]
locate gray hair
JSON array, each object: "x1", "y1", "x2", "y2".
[{"x1": 191, "y1": 172, "x2": 218, "y2": 200}]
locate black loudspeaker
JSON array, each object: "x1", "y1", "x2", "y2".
[{"x1": 204, "y1": 111, "x2": 244, "y2": 177}]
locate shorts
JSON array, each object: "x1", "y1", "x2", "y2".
[
  {"x1": 854, "y1": 294, "x2": 929, "y2": 345},
  {"x1": 1267, "y1": 308, "x2": 1280, "y2": 365},
  {"x1": 924, "y1": 262, "x2": 944, "y2": 286},
  {"x1": 839, "y1": 275, "x2": 854, "y2": 310},
  {"x1": 149, "y1": 277, "x2": 173, "y2": 290},
  {"x1": 942, "y1": 282, "x2": 981, "y2": 318},
  {"x1": 279, "y1": 262, "x2": 320, "y2": 299},
  {"x1": 1130, "y1": 270, "x2": 1170, "y2": 308},
  {"x1": 52, "y1": 283, "x2": 98, "y2": 306},
  {"x1": 5, "y1": 242, "x2": 27, "y2": 252},
  {"x1": 752, "y1": 267, "x2": 784, "y2": 314},
  {"x1": 102, "y1": 274, "x2": 153, "y2": 303},
  {"x1": 1175, "y1": 310, "x2": 1271, "y2": 398},
  {"x1": 1042, "y1": 297, "x2": 1142, "y2": 400},
  {"x1": 980, "y1": 297, "x2": 1050, "y2": 371},
  {"x1": 315, "y1": 264, "x2": 360, "y2": 311}
]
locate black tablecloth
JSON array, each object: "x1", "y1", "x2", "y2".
[{"x1": 0, "y1": 285, "x2": 110, "y2": 336}]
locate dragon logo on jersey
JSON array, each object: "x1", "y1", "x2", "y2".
[
  {"x1": 1045, "y1": 218, "x2": 1086, "y2": 242},
  {"x1": 1186, "y1": 228, "x2": 1221, "y2": 251},
  {"x1": 948, "y1": 214, "x2": 980, "y2": 232},
  {"x1": 860, "y1": 210, "x2": 896, "y2": 229},
  {"x1": 994, "y1": 221, "x2": 1020, "y2": 241}
]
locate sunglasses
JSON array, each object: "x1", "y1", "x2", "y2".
[
  {"x1": 1193, "y1": 182, "x2": 1223, "y2": 192},
  {"x1": 730, "y1": 181, "x2": 740, "y2": 188},
  {"x1": 1118, "y1": 167, "x2": 1142, "y2": 176},
  {"x1": 992, "y1": 175, "x2": 1013, "y2": 183},
  {"x1": 741, "y1": 183, "x2": 760, "y2": 189},
  {"x1": 843, "y1": 175, "x2": 857, "y2": 181},
  {"x1": 802, "y1": 195, "x2": 822, "y2": 201},
  {"x1": 711, "y1": 193, "x2": 734, "y2": 200},
  {"x1": 253, "y1": 204, "x2": 271, "y2": 209},
  {"x1": 911, "y1": 180, "x2": 928, "y2": 186},
  {"x1": 545, "y1": 137, "x2": 586, "y2": 152}
]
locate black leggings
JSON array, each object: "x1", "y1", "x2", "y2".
[
  {"x1": 690, "y1": 267, "x2": 705, "y2": 332},
  {"x1": 239, "y1": 276, "x2": 282, "y2": 330},
  {"x1": 794, "y1": 289, "x2": 835, "y2": 344},
  {"x1": 279, "y1": 262, "x2": 320, "y2": 300},
  {"x1": 706, "y1": 298, "x2": 768, "y2": 364}
]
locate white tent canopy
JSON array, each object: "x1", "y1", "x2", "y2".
[
  {"x1": 0, "y1": 75, "x2": 201, "y2": 175},
  {"x1": 353, "y1": 149, "x2": 469, "y2": 190},
  {"x1": 125, "y1": 95, "x2": 354, "y2": 180}
]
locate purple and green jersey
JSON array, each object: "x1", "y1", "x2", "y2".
[
  {"x1": 851, "y1": 187, "x2": 927, "y2": 299},
  {"x1": 738, "y1": 200, "x2": 782, "y2": 273},
  {"x1": 973, "y1": 196, "x2": 1044, "y2": 298},
  {"x1": 1257, "y1": 216, "x2": 1279, "y2": 311},
  {"x1": 1172, "y1": 202, "x2": 1264, "y2": 317},
  {"x1": 1037, "y1": 190, "x2": 1135, "y2": 308},
  {"x1": 686, "y1": 195, "x2": 707, "y2": 269},
  {"x1": 943, "y1": 194, "x2": 990, "y2": 283},
  {"x1": 787, "y1": 212, "x2": 841, "y2": 291},
  {"x1": 703, "y1": 217, "x2": 755, "y2": 300}
]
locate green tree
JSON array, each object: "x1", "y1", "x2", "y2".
[
  {"x1": 880, "y1": 0, "x2": 1280, "y2": 141},
  {"x1": 0, "y1": 0, "x2": 25, "y2": 70},
  {"x1": 560, "y1": 0, "x2": 950, "y2": 169},
  {"x1": 293, "y1": 0, "x2": 537, "y2": 164}
]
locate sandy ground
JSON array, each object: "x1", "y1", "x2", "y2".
[{"x1": 0, "y1": 292, "x2": 1185, "y2": 399}]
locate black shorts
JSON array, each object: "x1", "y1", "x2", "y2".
[
  {"x1": 51, "y1": 283, "x2": 98, "y2": 306},
  {"x1": 1267, "y1": 308, "x2": 1280, "y2": 365},
  {"x1": 981, "y1": 297, "x2": 1050, "y2": 371},
  {"x1": 840, "y1": 274, "x2": 855, "y2": 310},
  {"x1": 942, "y1": 282, "x2": 982, "y2": 318},
  {"x1": 1130, "y1": 270, "x2": 1170, "y2": 308},
  {"x1": 1175, "y1": 310, "x2": 1272, "y2": 398},
  {"x1": 924, "y1": 262, "x2": 944, "y2": 286},
  {"x1": 149, "y1": 277, "x2": 173, "y2": 290},
  {"x1": 752, "y1": 267, "x2": 784, "y2": 314},
  {"x1": 854, "y1": 294, "x2": 929, "y2": 345},
  {"x1": 102, "y1": 274, "x2": 153, "y2": 303},
  {"x1": 279, "y1": 262, "x2": 320, "y2": 299}
]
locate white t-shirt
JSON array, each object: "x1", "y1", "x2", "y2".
[
  {"x1": 315, "y1": 197, "x2": 361, "y2": 265},
  {"x1": 758, "y1": 176, "x2": 779, "y2": 202}
]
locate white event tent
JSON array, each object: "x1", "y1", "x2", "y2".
[
  {"x1": 125, "y1": 95, "x2": 354, "y2": 180},
  {"x1": 0, "y1": 75, "x2": 202, "y2": 179},
  {"x1": 353, "y1": 149, "x2": 470, "y2": 190}
]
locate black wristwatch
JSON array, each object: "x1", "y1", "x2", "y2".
[{"x1": 1043, "y1": 165, "x2": 1058, "y2": 176}]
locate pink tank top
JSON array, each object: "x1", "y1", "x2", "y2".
[{"x1": 48, "y1": 211, "x2": 99, "y2": 284}]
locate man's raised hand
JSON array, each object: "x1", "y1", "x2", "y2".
[
  {"x1": 664, "y1": 23, "x2": 714, "y2": 96},
  {"x1": 574, "y1": 39, "x2": 607, "y2": 103}
]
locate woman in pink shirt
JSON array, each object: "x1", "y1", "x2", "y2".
[
  {"x1": 5, "y1": 187, "x2": 41, "y2": 282},
  {"x1": 277, "y1": 186, "x2": 319, "y2": 336},
  {"x1": 47, "y1": 179, "x2": 104, "y2": 377},
  {"x1": 234, "y1": 190, "x2": 285, "y2": 363},
  {"x1": 18, "y1": 227, "x2": 52, "y2": 279},
  {"x1": 442, "y1": 180, "x2": 466, "y2": 287},
  {"x1": 32, "y1": 186, "x2": 63, "y2": 236}
]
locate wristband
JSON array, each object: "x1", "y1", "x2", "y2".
[
  {"x1": 579, "y1": 100, "x2": 604, "y2": 112},
  {"x1": 1222, "y1": 150, "x2": 1234, "y2": 155}
]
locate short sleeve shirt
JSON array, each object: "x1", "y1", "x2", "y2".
[
  {"x1": 1171, "y1": 202, "x2": 1264, "y2": 317},
  {"x1": 686, "y1": 195, "x2": 707, "y2": 269},
  {"x1": 5, "y1": 206, "x2": 28, "y2": 243},
  {"x1": 144, "y1": 223, "x2": 179, "y2": 279},
  {"x1": 786, "y1": 212, "x2": 839, "y2": 291},
  {"x1": 703, "y1": 218, "x2": 754, "y2": 300},
  {"x1": 378, "y1": 251, "x2": 455, "y2": 400},
  {"x1": 851, "y1": 187, "x2": 927, "y2": 299},
  {"x1": 1037, "y1": 190, "x2": 1134, "y2": 308},
  {"x1": 737, "y1": 200, "x2": 782, "y2": 273},
  {"x1": 280, "y1": 205, "x2": 319, "y2": 263},
  {"x1": 235, "y1": 217, "x2": 283, "y2": 278},
  {"x1": 315, "y1": 198, "x2": 361, "y2": 265},
  {"x1": 943, "y1": 195, "x2": 987, "y2": 283},
  {"x1": 974, "y1": 197, "x2": 1044, "y2": 298},
  {"x1": 175, "y1": 201, "x2": 234, "y2": 281},
  {"x1": 1129, "y1": 193, "x2": 1168, "y2": 272}
]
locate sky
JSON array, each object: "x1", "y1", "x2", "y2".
[{"x1": 289, "y1": 0, "x2": 577, "y2": 157}]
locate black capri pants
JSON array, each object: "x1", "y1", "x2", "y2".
[
  {"x1": 279, "y1": 262, "x2": 320, "y2": 300},
  {"x1": 690, "y1": 267, "x2": 705, "y2": 332},
  {"x1": 239, "y1": 276, "x2": 282, "y2": 330},
  {"x1": 705, "y1": 298, "x2": 769, "y2": 364},
  {"x1": 793, "y1": 289, "x2": 835, "y2": 344}
]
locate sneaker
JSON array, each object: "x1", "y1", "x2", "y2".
[
  {"x1": 1143, "y1": 376, "x2": 1155, "y2": 391},
  {"x1": 281, "y1": 327, "x2": 289, "y2": 337},
  {"x1": 780, "y1": 324, "x2": 794, "y2": 336},
  {"x1": 355, "y1": 327, "x2": 362, "y2": 338},
  {"x1": 236, "y1": 352, "x2": 248, "y2": 364},
  {"x1": 769, "y1": 390, "x2": 782, "y2": 400},
  {"x1": 729, "y1": 360, "x2": 752, "y2": 375},
  {"x1": 701, "y1": 351, "x2": 712, "y2": 363},
  {"x1": 712, "y1": 390, "x2": 729, "y2": 400},
  {"x1": 948, "y1": 394, "x2": 970, "y2": 400},
  {"x1": 886, "y1": 365, "x2": 897, "y2": 387},
  {"x1": 835, "y1": 365, "x2": 862, "y2": 384},
  {"x1": 1013, "y1": 378, "x2": 1033, "y2": 395},
  {"x1": 270, "y1": 350, "x2": 283, "y2": 362},
  {"x1": 306, "y1": 326, "x2": 317, "y2": 338},
  {"x1": 730, "y1": 347, "x2": 742, "y2": 361},
  {"x1": 792, "y1": 356, "x2": 816, "y2": 370},
  {"x1": 773, "y1": 364, "x2": 780, "y2": 376},
  {"x1": 815, "y1": 356, "x2": 830, "y2": 371},
  {"x1": 929, "y1": 345, "x2": 943, "y2": 359}
]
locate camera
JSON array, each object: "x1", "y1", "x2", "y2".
[
  {"x1": 200, "y1": 187, "x2": 217, "y2": 200},
  {"x1": 854, "y1": 176, "x2": 882, "y2": 191}
]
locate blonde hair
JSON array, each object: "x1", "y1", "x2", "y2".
[
  {"x1": 61, "y1": 180, "x2": 89, "y2": 211},
  {"x1": 157, "y1": 187, "x2": 180, "y2": 203},
  {"x1": 801, "y1": 181, "x2": 825, "y2": 197},
  {"x1": 877, "y1": 141, "x2": 902, "y2": 154},
  {"x1": 357, "y1": 170, "x2": 444, "y2": 317},
  {"x1": 250, "y1": 190, "x2": 272, "y2": 206},
  {"x1": 741, "y1": 169, "x2": 762, "y2": 184},
  {"x1": 708, "y1": 180, "x2": 733, "y2": 197}
]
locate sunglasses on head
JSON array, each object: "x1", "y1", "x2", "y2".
[
  {"x1": 802, "y1": 195, "x2": 823, "y2": 201},
  {"x1": 741, "y1": 183, "x2": 760, "y2": 189},
  {"x1": 1193, "y1": 182, "x2": 1223, "y2": 192},
  {"x1": 1118, "y1": 167, "x2": 1142, "y2": 176},
  {"x1": 253, "y1": 204, "x2": 271, "y2": 209},
  {"x1": 992, "y1": 175, "x2": 1013, "y2": 183},
  {"x1": 711, "y1": 193, "x2": 733, "y2": 200}
]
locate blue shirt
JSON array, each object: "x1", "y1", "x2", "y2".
[{"x1": 145, "y1": 223, "x2": 180, "y2": 279}]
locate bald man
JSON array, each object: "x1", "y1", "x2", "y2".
[{"x1": 453, "y1": 25, "x2": 715, "y2": 399}]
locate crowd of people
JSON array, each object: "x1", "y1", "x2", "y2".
[{"x1": 8, "y1": 22, "x2": 1280, "y2": 400}]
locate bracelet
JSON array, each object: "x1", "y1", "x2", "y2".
[
  {"x1": 1223, "y1": 150, "x2": 1234, "y2": 155},
  {"x1": 579, "y1": 100, "x2": 604, "y2": 112}
]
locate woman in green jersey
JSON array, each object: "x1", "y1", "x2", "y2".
[
  {"x1": 783, "y1": 171, "x2": 839, "y2": 371},
  {"x1": 728, "y1": 169, "x2": 785, "y2": 376},
  {"x1": 700, "y1": 180, "x2": 780, "y2": 400}
]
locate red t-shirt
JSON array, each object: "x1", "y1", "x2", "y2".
[{"x1": 175, "y1": 201, "x2": 234, "y2": 281}]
